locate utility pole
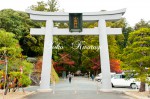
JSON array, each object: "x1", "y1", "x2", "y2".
[{"x1": 4, "y1": 49, "x2": 8, "y2": 95}]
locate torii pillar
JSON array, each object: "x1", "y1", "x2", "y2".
[
  {"x1": 26, "y1": 8, "x2": 126, "y2": 92},
  {"x1": 99, "y1": 19, "x2": 112, "y2": 91}
]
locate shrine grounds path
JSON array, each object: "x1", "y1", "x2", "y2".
[{"x1": 23, "y1": 77, "x2": 134, "y2": 99}]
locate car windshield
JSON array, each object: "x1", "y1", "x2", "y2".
[
  {"x1": 114, "y1": 74, "x2": 126, "y2": 79},
  {"x1": 114, "y1": 75, "x2": 121, "y2": 79}
]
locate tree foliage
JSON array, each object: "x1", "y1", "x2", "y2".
[
  {"x1": 58, "y1": 53, "x2": 75, "y2": 66},
  {"x1": 9, "y1": 72, "x2": 31, "y2": 87},
  {"x1": 121, "y1": 28, "x2": 150, "y2": 92},
  {"x1": 53, "y1": 53, "x2": 75, "y2": 73},
  {"x1": 0, "y1": 30, "x2": 22, "y2": 58},
  {"x1": 34, "y1": 58, "x2": 59, "y2": 82},
  {"x1": 30, "y1": 0, "x2": 59, "y2": 12},
  {"x1": 91, "y1": 56, "x2": 122, "y2": 74},
  {"x1": 0, "y1": 9, "x2": 44, "y2": 56},
  {"x1": 0, "y1": 30, "x2": 33, "y2": 73},
  {"x1": 110, "y1": 59, "x2": 122, "y2": 73},
  {"x1": 30, "y1": 1, "x2": 48, "y2": 11},
  {"x1": 134, "y1": 19, "x2": 150, "y2": 30},
  {"x1": 0, "y1": 9, "x2": 40, "y2": 39}
]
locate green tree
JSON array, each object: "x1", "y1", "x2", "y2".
[
  {"x1": 47, "y1": 0, "x2": 59, "y2": 12},
  {"x1": 134, "y1": 19, "x2": 150, "y2": 30},
  {"x1": 121, "y1": 28, "x2": 150, "y2": 92},
  {"x1": 28, "y1": 0, "x2": 60, "y2": 56},
  {"x1": 30, "y1": 1, "x2": 47, "y2": 11},
  {"x1": 108, "y1": 35, "x2": 119, "y2": 59},
  {"x1": 9, "y1": 72, "x2": 31, "y2": 87},
  {"x1": 8, "y1": 59, "x2": 33, "y2": 75},
  {"x1": 0, "y1": 30, "x2": 33, "y2": 76},
  {"x1": 0, "y1": 9, "x2": 43, "y2": 56},
  {"x1": 107, "y1": 18, "x2": 132, "y2": 50},
  {"x1": 30, "y1": 0, "x2": 59, "y2": 12},
  {"x1": 122, "y1": 27, "x2": 134, "y2": 48},
  {"x1": 0, "y1": 30, "x2": 22, "y2": 58},
  {"x1": 0, "y1": 9, "x2": 40, "y2": 39}
]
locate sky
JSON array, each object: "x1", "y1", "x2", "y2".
[{"x1": 0, "y1": 0, "x2": 150, "y2": 26}]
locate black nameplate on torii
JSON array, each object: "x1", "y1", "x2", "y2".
[{"x1": 69, "y1": 13, "x2": 82, "y2": 32}]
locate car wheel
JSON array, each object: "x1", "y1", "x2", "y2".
[
  {"x1": 111, "y1": 83, "x2": 114, "y2": 87},
  {"x1": 130, "y1": 83, "x2": 137, "y2": 89}
]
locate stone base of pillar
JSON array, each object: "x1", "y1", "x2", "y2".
[
  {"x1": 99, "y1": 89, "x2": 113, "y2": 92},
  {"x1": 99, "y1": 89, "x2": 124, "y2": 94},
  {"x1": 37, "y1": 88, "x2": 53, "y2": 92}
]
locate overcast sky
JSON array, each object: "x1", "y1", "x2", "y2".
[{"x1": 0, "y1": 0, "x2": 150, "y2": 26}]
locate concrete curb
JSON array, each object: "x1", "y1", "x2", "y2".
[
  {"x1": 112, "y1": 90, "x2": 124, "y2": 94},
  {"x1": 37, "y1": 88, "x2": 53, "y2": 92},
  {"x1": 123, "y1": 91, "x2": 149, "y2": 99},
  {"x1": 99, "y1": 89, "x2": 150, "y2": 99},
  {"x1": 98, "y1": 89, "x2": 124, "y2": 94},
  {"x1": 16, "y1": 91, "x2": 36, "y2": 99}
]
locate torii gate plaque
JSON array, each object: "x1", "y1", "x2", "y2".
[{"x1": 26, "y1": 8, "x2": 126, "y2": 92}]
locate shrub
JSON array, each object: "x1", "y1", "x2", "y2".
[
  {"x1": 0, "y1": 71, "x2": 3, "y2": 77},
  {"x1": 9, "y1": 72, "x2": 31, "y2": 87},
  {"x1": 19, "y1": 74, "x2": 31, "y2": 87},
  {"x1": 51, "y1": 65, "x2": 59, "y2": 83}
]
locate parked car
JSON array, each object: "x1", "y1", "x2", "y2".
[
  {"x1": 95, "y1": 72, "x2": 116, "y2": 82},
  {"x1": 111, "y1": 74, "x2": 140, "y2": 89}
]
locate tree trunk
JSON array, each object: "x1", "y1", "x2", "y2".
[{"x1": 139, "y1": 82, "x2": 145, "y2": 92}]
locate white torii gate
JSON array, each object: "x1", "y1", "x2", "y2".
[{"x1": 26, "y1": 8, "x2": 126, "y2": 92}]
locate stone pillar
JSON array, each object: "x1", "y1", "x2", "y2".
[
  {"x1": 98, "y1": 19, "x2": 112, "y2": 91},
  {"x1": 39, "y1": 20, "x2": 53, "y2": 91}
]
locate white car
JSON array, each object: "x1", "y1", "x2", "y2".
[
  {"x1": 111, "y1": 74, "x2": 140, "y2": 89},
  {"x1": 95, "y1": 72, "x2": 116, "y2": 82}
]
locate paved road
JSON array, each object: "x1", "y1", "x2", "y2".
[{"x1": 23, "y1": 77, "x2": 134, "y2": 99}]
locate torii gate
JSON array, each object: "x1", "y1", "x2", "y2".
[{"x1": 26, "y1": 8, "x2": 126, "y2": 92}]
